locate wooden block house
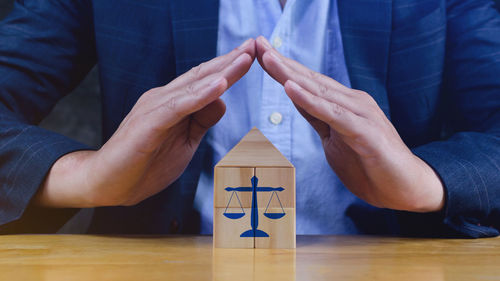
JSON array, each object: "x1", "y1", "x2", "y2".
[{"x1": 213, "y1": 127, "x2": 296, "y2": 249}]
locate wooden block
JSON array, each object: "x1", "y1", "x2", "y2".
[
  {"x1": 254, "y1": 208, "x2": 296, "y2": 249},
  {"x1": 213, "y1": 208, "x2": 254, "y2": 248},
  {"x1": 255, "y1": 167, "x2": 295, "y2": 208},
  {"x1": 213, "y1": 127, "x2": 296, "y2": 249},
  {"x1": 216, "y1": 127, "x2": 294, "y2": 168},
  {"x1": 214, "y1": 167, "x2": 254, "y2": 208}
]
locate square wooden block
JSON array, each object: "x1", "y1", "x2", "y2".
[
  {"x1": 213, "y1": 208, "x2": 254, "y2": 248},
  {"x1": 255, "y1": 167, "x2": 295, "y2": 208},
  {"x1": 254, "y1": 208, "x2": 296, "y2": 249},
  {"x1": 213, "y1": 128, "x2": 296, "y2": 249},
  {"x1": 214, "y1": 167, "x2": 254, "y2": 208}
]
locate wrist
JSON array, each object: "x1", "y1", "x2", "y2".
[
  {"x1": 33, "y1": 150, "x2": 98, "y2": 208},
  {"x1": 407, "y1": 155, "x2": 446, "y2": 213}
]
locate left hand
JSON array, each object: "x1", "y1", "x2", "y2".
[{"x1": 256, "y1": 36, "x2": 445, "y2": 212}]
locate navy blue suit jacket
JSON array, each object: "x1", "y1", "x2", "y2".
[{"x1": 0, "y1": 0, "x2": 499, "y2": 237}]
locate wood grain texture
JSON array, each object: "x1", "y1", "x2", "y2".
[
  {"x1": 255, "y1": 167, "x2": 295, "y2": 208},
  {"x1": 213, "y1": 245, "x2": 296, "y2": 280},
  {"x1": 214, "y1": 128, "x2": 296, "y2": 249},
  {"x1": 1, "y1": 235, "x2": 499, "y2": 281},
  {"x1": 255, "y1": 208, "x2": 296, "y2": 249},
  {"x1": 213, "y1": 208, "x2": 254, "y2": 248},
  {"x1": 214, "y1": 167, "x2": 254, "y2": 208},
  {"x1": 216, "y1": 127, "x2": 294, "y2": 168}
]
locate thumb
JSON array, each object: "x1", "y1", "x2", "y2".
[
  {"x1": 294, "y1": 103, "x2": 330, "y2": 141},
  {"x1": 189, "y1": 98, "x2": 226, "y2": 142}
]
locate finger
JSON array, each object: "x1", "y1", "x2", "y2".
[
  {"x1": 118, "y1": 45, "x2": 250, "y2": 132},
  {"x1": 164, "y1": 38, "x2": 255, "y2": 91},
  {"x1": 147, "y1": 75, "x2": 226, "y2": 130},
  {"x1": 154, "y1": 53, "x2": 253, "y2": 128},
  {"x1": 280, "y1": 56, "x2": 351, "y2": 95},
  {"x1": 284, "y1": 80, "x2": 366, "y2": 138},
  {"x1": 189, "y1": 98, "x2": 226, "y2": 142},
  {"x1": 167, "y1": 52, "x2": 253, "y2": 113},
  {"x1": 257, "y1": 36, "x2": 349, "y2": 93},
  {"x1": 281, "y1": 59, "x2": 353, "y2": 98},
  {"x1": 255, "y1": 36, "x2": 272, "y2": 69},
  {"x1": 256, "y1": 37, "x2": 288, "y2": 84},
  {"x1": 256, "y1": 36, "x2": 300, "y2": 84},
  {"x1": 262, "y1": 50, "x2": 366, "y2": 116},
  {"x1": 294, "y1": 104, "x2": 330, "y2": 140}
]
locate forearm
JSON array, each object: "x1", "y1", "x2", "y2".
[
  {"x1": 34, "y1": 39, "x2": 256, "y2": 210},
  {"x1": 412, "y1": 130, "x2": 500, "y2": 238},
  {"x1": 0, "y1": 114, "x2": 91, "y2": 229},
  {"x1": 402, "y1": 154, "x2": 445, "y2": 213}
]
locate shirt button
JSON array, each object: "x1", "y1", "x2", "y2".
[
  {"x1": 269, "y1": 112, "x2": 283, "y2": 125},
  {"x1": 273, "y1": 37, "x2": 282, "y2": 48}
]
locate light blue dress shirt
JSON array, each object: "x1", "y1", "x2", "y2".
[{"x1": 194, "y1": 0, "x2": 358, "y2": 234}]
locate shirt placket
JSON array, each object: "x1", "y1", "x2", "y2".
[{"x1": 259, "y1": 1, "x2": 294, "y2": 161}]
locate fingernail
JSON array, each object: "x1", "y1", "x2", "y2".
[
  {"x1": 237, "y1": 38, "x2": 252, "y2": 50},
  {"x1": 258, "y1": 36, "x2": 272, "y2": 49}
]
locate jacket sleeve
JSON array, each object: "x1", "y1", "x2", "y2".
[
  {"x1": 0, "y1": 0, "x2": 97, "y2": 232},
  {"x1": 411, "y1": 0, "x2": 500, "y2": 238}
]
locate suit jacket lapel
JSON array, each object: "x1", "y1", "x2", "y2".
[
  {"x1": 166, "y1": 0, "x2": 220, "y2": 230},
  {"x1": 170, "y1": 0, "x2": 220, "y2": 76},
  {"x1": 338, "y1": 0, "x2": 393, "y2": 117}
]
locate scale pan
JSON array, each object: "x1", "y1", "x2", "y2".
[
  {"x1": 264, "y1": 213, "x2": 285, "y2": 219},
  {"x1": 223, "y1": 213, "x2": 245, "y2": 219}
]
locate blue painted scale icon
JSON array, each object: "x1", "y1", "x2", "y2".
[{"x1": 223, "y1": 176, "x2": 286, "y2": 237}]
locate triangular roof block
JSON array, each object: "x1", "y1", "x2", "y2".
[{"x1": 216, "y1": 127, "x2": 293, "y2": 168}]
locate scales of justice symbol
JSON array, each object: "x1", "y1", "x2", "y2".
[{"x1": 223, "y1": 175, "x2": 286, "y2": 237}]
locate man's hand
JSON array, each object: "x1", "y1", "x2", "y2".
[
  {"x1": 256, "y1": 36, "x2": 445, "y2": 212},
  {"x1": 35, "y1": 39, "x2": 256, "y2": 208}
]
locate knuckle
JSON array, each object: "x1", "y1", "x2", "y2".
[
  {"x1": 317, "y1": 83, "x2": 330, "y2": 98},
  {"x1": 330, "y1": 102, "x2": 345, "y2": 116},
  {"x1": 137, "y1": 87, "x2": 159, "y2": 104},
  {"x1": 325, "y1": 103, "x2": 344, "y2": 125},
  {"x1": 165, "y1": 96, "x2": 177, "y2": 111},
  {"x1": 165, "y1": 96, "x2": 186, "y2": 119},
  {"x1": 366, "y1": 95, "x2": 377, "y2": 105},
  {"x1": 308, "y1": 70, "x2": 320, "y2": 80},
  {"x1": 189, "y1": 64, "x2": 203, "y2": 79},
  {"x1": 144, "y1": 87, "x2": 160, "y2": 95},
  {"x1": 365, "y1": 96, "x2": 381, "y2": 112},
  {"x1": 352, "y1": 89, "x2": 380, "y2": 109},
  {"x1": 352, "y1": 89, "x2": 368, "y2": 97},
  {"x1": 354, "y1": 90, "x2": 374, "y2": 102},
  {"x1": 185, "y1": 82, "x2": 197, "y2": 97}
]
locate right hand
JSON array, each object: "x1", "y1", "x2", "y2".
[{"x1": 35, "y1": 39, "x2": 256, "y2": 208}]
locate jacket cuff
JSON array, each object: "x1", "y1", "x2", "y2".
[
  {"x1": 0, "y1": 126, "x2": 91, "y2": 233},
  {"x1": 412, "y1": 138, "x2": 499, "y2": 238}
]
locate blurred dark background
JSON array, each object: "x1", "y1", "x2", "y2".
[
  {"x1": 0, "y1": 0, "x2": 500, "y2": 233},
  {"x1": 0, "y1": 0, "x2": 102, "y2": 232},
  {"x1": 0, "y1": 0, "x2": 102, "y2": 148}
]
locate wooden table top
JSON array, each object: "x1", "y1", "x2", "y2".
[{"x1": 0, "y1": 235, "x2": 499, "y2": 281}]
